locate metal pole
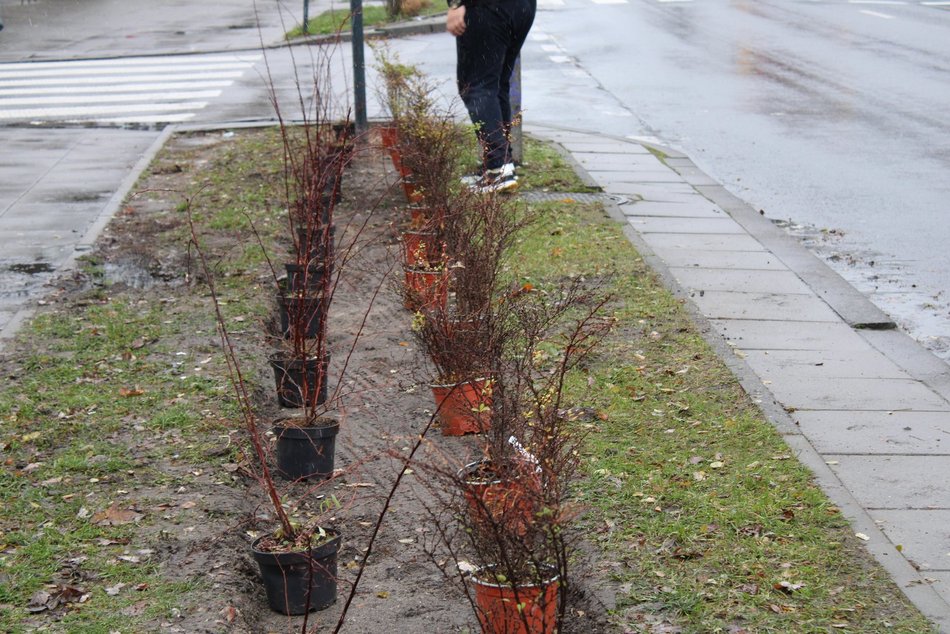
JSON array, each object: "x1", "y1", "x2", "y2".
[
  {"x1": 509, "y1": 56, "x2": 523, "y2": 165},
  {"x1": 350, "y1": 0, "x2": 368, "y2": 132},
  {"x1": 303, "y1": 0, "x2": 310, "y2": 35}
]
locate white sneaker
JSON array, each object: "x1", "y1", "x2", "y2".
[
  {"x1": 469, "y1": 166, "x2": 519, "y2": 194},
  {"x1": 460, "y1": 162, "x2": 515, "y2": 186}
]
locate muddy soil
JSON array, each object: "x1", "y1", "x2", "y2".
[{"x1": 6, "y1": 128, "x2": 615, "y2": 633}]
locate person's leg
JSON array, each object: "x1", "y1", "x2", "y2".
[
  {"x1": 496, "y1": 0, "x2": 536, "y2": 165},
  {"x1": 456, "y1": 5, "x2": 510, "y2": 170}
]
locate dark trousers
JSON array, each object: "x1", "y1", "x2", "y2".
[{"x1": 456, "y1": 0, "x2": 536, "y2": 170}]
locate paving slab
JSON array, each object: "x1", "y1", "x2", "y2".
[
  {"x1": 628, "y1": 217, "x2": 746, "y2": 235},
  {"x1": 622, "y1": 200, "x2": 727, "y2": 219},
  {"x1": 794, "y1": 410, "x2": 950, "y2": 454},
  {"x1": 826, "y1": 455, "x2": 950, "y2": 509},
  {"x1": 741, "y1": 349, "x2": 910, "y2": 379},
  {"x1": 764, "y1": 376, "x2": 949, "y2": 412},
  {"x1": 670, "y1": 268, "x2": 812, "y2": 295},
  {"x1": 871, "y1": 510, "x2": 950, "y2": 571},
  {"x1": 693, "y1": 290, "x2": 842, "y2": 322},
  {"x1": 556, "y1": 141, "x2": 651, "y2": 155},
  {"x1": 649, "y1": 249, "x2": 788, "y2": 270},
  {"x1": 573, "y1": 152, "x2": 667, "y2": 170},
  {"x1": 594, "y1": 169, "x2": 686, "y2": 184},
  {"x1": 710, "y1": 319, "x2": 874, "y2": 351},
  {"x1": 639, "y1": 232, "x2": 767, "y2": 253},
  {"x1": 612, "y1": 182, "x2": 702, "y2": 200}
]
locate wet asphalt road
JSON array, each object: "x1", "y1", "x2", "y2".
[{"x1": 528, "y1": 0, "x2": 950, "y2": 356}]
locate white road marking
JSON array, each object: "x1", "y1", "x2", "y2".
[
  {"x1": 0, "y1": 62, "x2": 254, "y2": 80},
  {"x1": 0, "y1": 90, "x2": 222, "y2": 107},
  {"x1": 0, "y1": 54, "x2": 260, "y2": 71},
  {"x1": 657, "y1": 0, "x2": 694, "y2": 3},
  {"x1": 921, "y1": 1, "x2": 950, "y2": 5},
  {"x1": 530, "y1": 32, "x2": 553, "y2": 41},
  {"x1": 0, "y1": 72, "x2": 246, "y2": 89},
  {"x1": 859, "y1": 8, "x2": 897, "y2": 16},
  {"x1": 0, "y1": 101, "x2": 210, "y2": 120},
  {"x1": 537, "y1": 0, "x2": 565, "y2": 6},
  {"x1": 848, "y1": 0, "x2": 906, "y2": 4},
  {"x1": 541, "y1": 44, "x2": 562, "y2": 52},
  {"x1": 549, "y1": 55, "x2": 573, "y2": 64},
  {"x1": 592, "y1": 0, "x2": 628, "y2": 4},
  {"x1": 0, "y1": 81, "x2": 234, "y2": 97}
]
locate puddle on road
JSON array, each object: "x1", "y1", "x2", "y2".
[
  {"x1": 102, "y1": 261, "x2": 161, "y2": 290},
  {"x1": 7, "y1": 262, "x2": 55, "y2": 275}
]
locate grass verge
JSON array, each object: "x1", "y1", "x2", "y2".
[{"x1": 286, "y1": 3, "x2": 445, "y2": 38}]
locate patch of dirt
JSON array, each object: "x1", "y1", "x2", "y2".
[{"x1": 5, "y1": 128, "x2": 616, "y2": 633}]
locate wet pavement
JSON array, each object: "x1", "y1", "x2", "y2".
[{"x1": 0, "y1": 126, "x2": 161, "y2": 334}]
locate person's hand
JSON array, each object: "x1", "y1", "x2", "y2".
[{"x1": 447, "y1": 5, "x2": 466, "y2": 36}]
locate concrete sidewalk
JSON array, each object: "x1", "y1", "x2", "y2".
[{"x1": 526, "y1": 124, "x2": 950, "y2": 632}]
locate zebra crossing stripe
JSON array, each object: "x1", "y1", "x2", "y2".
[
  {"x1": 0, "y1": 62, "x2": 255, "y2": 80},
  {"x1": 0, "y1": 81, "x2": 234, "y2": 97},
  {"x1": 0, "y1": 72, "x2": 246, "y2": 89},
  {"x1": 0, "y1": 90, "x2": 222, "y2": 107},
  {"x1": 0, "y1": 101, "x2": 209, "y2": 121},
  {"x1": 0, "y1": 54, "x2": 261, "y2": 73}
]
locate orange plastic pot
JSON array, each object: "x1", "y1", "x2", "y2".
[
  {"x1": 402, "y1": 230, "x2": 439, "y2": 268},
  {"x1": 459, "y1": 459, "x2": 539, "y2": 535},
  {"x1": 402, "y1": 176, "x2": 424, "y2": 204},
  {"x1": 471, "y1": 566, "x2": 559, "y2": 634},
  {"x1": 430, "y1": 378, "x2": 492, "y2": 436},
  {"x1": 379, "y1": 125, "x2": 398, "y2": 150},
  {"x1": 404, "y1": 266, "x2": 448, "y2": 311}
]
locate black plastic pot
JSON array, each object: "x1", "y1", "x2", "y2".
[
  {"x1": 269, "y1": 353, "x2": 330, "y2": 408},
  {"x1": 275, "y1": 417, "x2": 339, "y2": 481},
  {"x1": 276, "y1": 285, "x2": 327, "y2": 340},
  {"x1": 294, "y1": 224, "x2": 336, "y2": 271},
  {"x1": 284, "y1": 262, "x2": 328, "y2": 294},
  {"x1": 251, "y1": 529, "x2": 341, "y2": 615}
]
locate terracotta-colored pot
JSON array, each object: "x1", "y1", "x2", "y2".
[
  {"x1": 471, "y1": 566, "x2": 559, "y2": 634},
  {"x1": 402, "y1": 176, "x2": 424, "y2": 204},
  {"x1": 379, "y1": 124, "x2": 398, "y2": 150},
  {"x1": 404, "y1": 266, "x2": 448, "y2": 311},
  {"x1": 430, "y1": 378, "x2": 492, "y2": 436},
  {"x1": 458, "y1": 458, "x2": 540, "y2": 535},
  {"x1": 402, "y1": 230, "x2": 439, "y2": 268}
]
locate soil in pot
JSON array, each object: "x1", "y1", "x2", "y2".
[
  {"x1": 269, "y1": 353, "x2": 330, "y2": 409},
  {"x1": 251, "y1": 529, "x2": 341, "y2": 615},
  {"x1": 430, "y1": 377, "x2": 491, "y2": 436},
  {"x1": 471, "y1": 565, "x2": 559, "y2": 634},
  {"x1": 274, "y1": 416, "x2": 339, "y2": 481}
]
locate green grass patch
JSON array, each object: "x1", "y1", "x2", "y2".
[
  {"x1": 287, "y1": 2, "x2": 445, "y2": 38},
  {"x1": 519, "y1": 137, "x2": 601, "y2": 193}
]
